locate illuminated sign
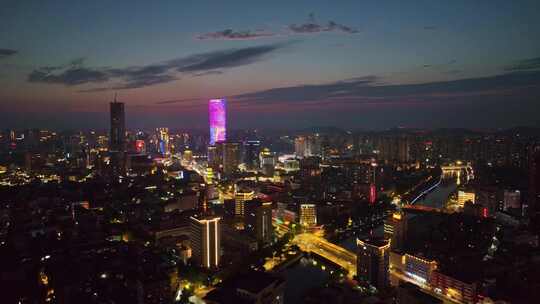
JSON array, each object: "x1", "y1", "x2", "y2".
[{"x1": 369, "y1": 183, "x2": 377, "y2": 204}]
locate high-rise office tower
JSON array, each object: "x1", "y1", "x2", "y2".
[
  {"x1": 222, "y1": 142, "x2": 240, "y2": 175},
  {"x1": 207, "y1": 145, "x2": 221, "y2": 171},
  {"x1": 246, "y1": 201, "x2": 274, "y2": 245},
  {"x1": 244, "y1": 140, "x2": 261, "y2": 170},
  {"x1": 357, "y1": 237, "x2": 390, "y2": 290},
  {"x1": 384, "y1": 212, "x2": 407, "y2": 251},
  {"x1": 256, "y1": 202, "x2": 273, "y2": 245},
  {"x1": 209, "y1": 99, "x2": 226, "y2": 145},
  {"x1": 307, "y1": 135, "x2": 322, "y2": 156},
  {"x1": 235, "y1": 188, "x2": 254, "y2": 217},
  {"x1": 397, "y1": 136, "x2": 412, "y2": 163},
  {"x1": 190, "y1": 216, "x2": 221, "y2": 268},
  {"x1": 23, "y1": 129, "x2": 40, "y2": 151},
  {"x1": 299, "y1": 204, "x2": 317, "y2": 227},
  {"x1": 295, "y1": 136, "x2": 307, "y2": 158},
  {"x1": 156, "y1": 127, "x2": 170, "y2": 156},
  {"x1": 259, "y1": 148, "x2": 276, "y2": 176},
  {"x1": 109, "y1": 96, "x2": 125, "y2": 152}
]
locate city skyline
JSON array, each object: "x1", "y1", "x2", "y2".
[
  {"x1": 2, "y1": 3, "x2": 540, "y2": 303},
  {"x1": 1, "y1": 1, "x2": 540, "y2": 130}
]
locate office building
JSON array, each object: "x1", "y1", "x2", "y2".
[
  {"x1": 209, "y1": 99, "x2": 226, "y2": 145},
  {"x1": 357, "y1": 237, "x2": 390, "y2": 290},
  {"x1": 206, "y1": 167, "x2": 215, "y2": 184},
  {"x1": 431, "y1": 270, "x2": 478, "y2": 304},
  {"x1": 299, "y1": 204, "x2": 317, "y2": 227},
  {"x1": 235, "y1": 189, "x2": 254, "y2": 217},
  {"x1": 222, "y1": 142, "x2": 240, "y2": 175},
  {"x1": 109, "y1": 96, "x2": 125, "y2": 152},
  {"x1": 109, "y1": 97, "x2": 126, "y2": 176},
  {"x1": 190, "y1": 216, "x2": 221, "y2": 268},
  {"x1": 207, "y1": 145, "x2": 221, "y2": 171},
  {"x1": 246, "y1": 201, "x2": 274, "y2": 245},
  {"x1": 156, "y1": 127, "x2": 170, "y2": 156},
  {"x1": 244, "y1": 140, "x2": 261, "y2": 170},
  {"x1": 384, "y1": 212, "x2": 407, "y2": 251},
  {"x1": 294, "y1": 136, "x2": 307, "y2": 158},
  {"x1": 503, "y1": 189, "x2": 521, "y2": 210},
  {"x1": 183, "y1": 150, "x2": 193, "y2": 163},
  {"x1": 404, "y1": 254, "x2": 438, "y2": 285},
  {"x1": 294, "y1": 135, "x2": 322, "y2": 158},
  {"x1": 475, "y1": 186, "x2": 500, "y2": 215},
  {"x1": 389, "y1": 252, "x2": 437, "y2": 286},
  {"x1": 259, "y1": 148, "x2": 276, "y2": 176},
  {"x1": 283, "y1": 158, "x2": 300, "y2": 172},
  {"x1": 457, "y1": 190, "x2": 476, "y2": 208}
]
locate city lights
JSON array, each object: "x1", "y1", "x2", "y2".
[{"x1": 2, "y1": 3, "x2": 539, "y2": 303}]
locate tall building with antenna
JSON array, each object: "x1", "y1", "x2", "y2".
[{"x1": 109, "y1": 94, "x2": 125, "y2": 152}]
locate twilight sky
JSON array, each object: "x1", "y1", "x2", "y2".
[{"x1": 1, "y1": 0, "x2": 540, "y2": 130}]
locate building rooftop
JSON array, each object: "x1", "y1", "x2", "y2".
[
  {"x1": 224, "y1": 271, "x2": 283, "y2": 294},
  {"x1": 204, "y1": 271, "x2": 284, "y2": 303},
  {"x1": 357, "y1": 237, "x2": 390, "y2": 248}
]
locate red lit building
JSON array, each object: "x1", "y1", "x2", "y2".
[
  {"x1": 135, "y1": 139, "x2": 145, "y2": 154},
  {"x1": 369, "y1": 183, "x2": 377, "y2": 204}
]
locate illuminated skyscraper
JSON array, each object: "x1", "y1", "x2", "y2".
[
  {"x1": 457, "y1": 190, "x2": 476, "y2": 208},
  {"x1": 190, "y1": 215, "x2": 221, "y2": 268},
  {"x1": 209, "y1": 99, "x2": 226, "y2": 145},
  {"x1": 156, "y1": 127, "x2": 170, "y2": 155},
  {"x1": 295, "y1": 136, "x2": 307, "y2": 158},
  {"x1": 259, "y1": 148, "x2": 276, "y2": 176},
  {"x1": 299, "y1": 204, "x2": 317, "y2": 227},
  {"x1": 246, "y1": 201, "x2": 274, "y2": 245},
  {"x1": 109, "y1": 96, "x2": 125, "y2": 152},
  {"x1": 235, "y1": 188, "x2": 254, "y2": 217},
  {"x1": 222, "y1": 142, "x2": 240, "y2": 175},
  {"x1": 244, "y1": 140, "x2": 261, "y2": 170},
  {"x1": 357, "y1": 237, "x2": 390, "y2": 290},
  {"x1": 384, "y1": 212, "x2": 407, "y2": 251},
  {"x1": 109, "y1": 96, "x2": 126, "y2": 176},
  {"x1": 207, "y1": 145, "x2": 221, "y2": 171},
  {"x1": 183, "y1": 150, "x2": 193, "y2": 163}
]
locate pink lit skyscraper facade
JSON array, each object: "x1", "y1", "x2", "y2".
[{"x1": 209, "y1": 99, "x2": 226, "y2": 145}]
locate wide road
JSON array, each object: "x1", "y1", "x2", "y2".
[{"x1": 292, "y1": 233, "x2": 357, "y2": 277}]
